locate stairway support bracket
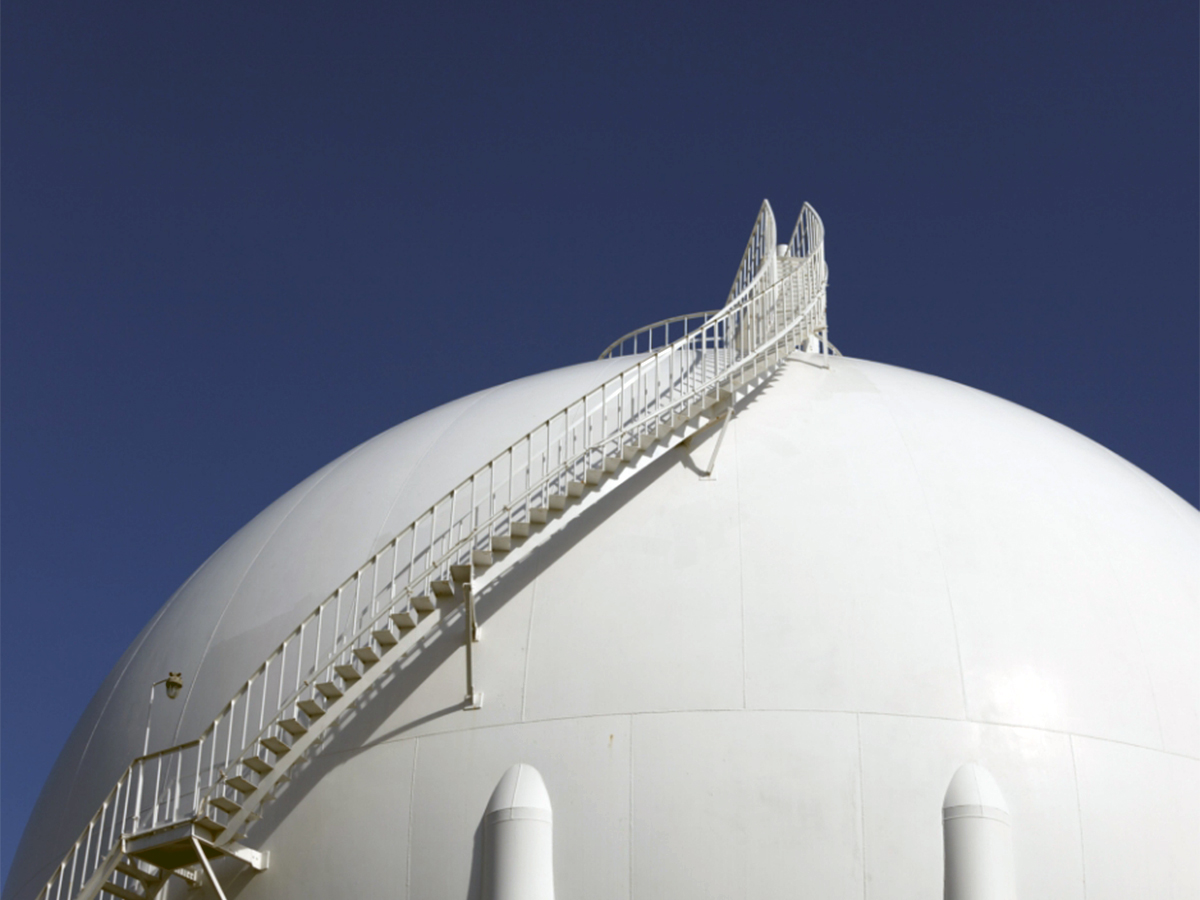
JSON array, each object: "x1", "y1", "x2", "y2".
[
  {"x1": 702, "y1": 406, "x2": 735, "y2": 479},
  {"x1": 463, "y1": 582, "x2": 483, "y2": 709},
  {"x1": 192, "y1": 837, "x2": 228, "y2": 900}
]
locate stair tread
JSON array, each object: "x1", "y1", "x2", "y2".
[
  {"x1": 102, "y1": 881, "x2": 148, "y2": 900},
  {"x1": 113, "y1": 861, "x2": 157, "y2": 883},
  {"x1": 390, "y1": 610, "x2": 418, "y2": 629},
  {"x1": 353, "y1": 646, "x2": 380, "y2": 665},
  {"x1": 280, "y1": 718, "x2": 308, "y2": 737},
  {"x1": 243, "y1": 755, "x2": 273, "y2": 775},
  {"x1": 226, "y1": 775, "x2": 257, "y2": 794},
  {"x1": 315, "y1": 681, "x2": 344, "y2": 700},
  {"x1": 297, "y1": 698, "x2": 326, "y2": 718},
  {"x1": 372, "y1": 628, "x2": 399, "y2": 647},
  {"x1": 261, "y1": 736, "x2": 291, "y2": 756},
  {"x1": 210, "y1": 795, "x2": 242, "y2": 815}
]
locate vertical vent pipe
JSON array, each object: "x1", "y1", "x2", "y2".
[
  {"x1": 483, "y1": 763, "x2": 554, "y2": 900},
  {"x1": 942, "y1": 763, "x2": 1016, "y2": 900}
]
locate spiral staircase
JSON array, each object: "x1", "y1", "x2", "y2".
[{"x1": 35, "y1": 200, "x2": 832, "y2": 900}]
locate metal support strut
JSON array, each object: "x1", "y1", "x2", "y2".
[
  {"x1": 464, "y1": 583, "x2": 483, "y2": 709},
  {"x1": 703, "y1": 408, "x2": 734, "y2": 478},
  {"x1": 191, "y1": 837, "x2": 228, "y2": 900}
]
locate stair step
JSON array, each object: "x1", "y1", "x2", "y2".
[
  {"x1": 491, "y1": 534, "x2": 511, "y2": 552},
  {"x1": 604, "y1": 457, "x2": 621, "y2": 473},
  {"x1": 471, "y1": 548, "x2": 493, "y2": 567},
  {"x1": 622, "y1": 444, "x2": 640, "y2": 461},
  {"x1": 372, "y1": 628, "x2": 399, "y2": 647},
  {"x1": 353, "y1": 646, "x2": 380, "y2": 665},
  {"x1": 297, "y1": 698, "x2": 326, "y2": 718},
  {"x1": 315, "y1": 681, "x2": 344, "y2": 700},
  {"x1": 548, "y1": 494, "x2": 567, "y2": 510},
  {"x1": 450, "y1": 564, "x2": 472, "y2": 583},
  {"x1": 334, "y1": 663, "x2": 362, "y2": 682},
  {"x1": 261, "y1": 736, "x2": 291, "y2": 756},
  {"x1": 639, "y1": 433, "x2": 656, "y2": 450},
  {"x1": 530, "y1": 508, "x2": 549, "y2": 524},
  {"x1": 114, "y1": 861, "x2": 157, "y2": 884},
  {"x1": 101, "y1": 881, "x2": 146, "y2": 900},
  {"x1": 210, "y1": 795, "x2": 242, "y2": 815},
  {"x1": 225, "y1": 775, "x2": 257, "y2": 794},
  {"x1": 195, "y1": 815, "x2": 225, "y2": 835},
  {"x1": 431, "y1": 581, "x2": 454, "y2": 599},
  {"x1": 172, "y1": 867, "x2": 201, "y2": 888},
  {"x1": 280, "y1": 718, "x2": 308, "y2": 737},
  {"x1": 510, "y1": 521, "x2": 530, "y2": 538},
  {"x1": 567, "y1": 480, "x2": 585, "y2": 497},
  {"x1": 243, "y1": 755, "x2": 273, "y2": 775},
  {"x1": 413, "y1": 592, "x2": 437, "y2": 611},
  {"x1": 390, "y1": 610, "x2": 418, "y2": 629},
  {"x1": 585, "y1": 468, "x2": 603, "y2": 485}
]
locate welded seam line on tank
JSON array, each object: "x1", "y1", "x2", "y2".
[
  {"x1": 869, "y1": 366, "x2": 971, "y2": 719},
  {"x1": 520, "y1": 580, "x2": 538, "y2": 722},
  {"x1": 856, "y1": 713, "x2": 867, "y2": 900},
  {"x1": 365, "y1": 385, "x2": 504, "y2": 556},
  {"x1": 1068, "y1": 735, "x2": 1090, "y2": 899},
  {"x1": 170, "y1": 447, "x2": 356, "y2": 743},
  {"x1": 311, "y1": 705, "x2": 1196, "y2": 765},
  {"x1": 1040, "y1": 438, "x2": 1168, "y2": 753},
  {"x1": 732, "y1": 415, "x2": 748, "y2": 710},
  {"x1": 406, "y1": 737, "x2": 419, "y2": 899},
  {"x1": 628, "y1": 713, "x2": 635, "y2": 900}
]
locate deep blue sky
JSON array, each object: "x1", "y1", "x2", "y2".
[{"x1": 2, "y1": 0, "x2": 1196, "y2": 883}]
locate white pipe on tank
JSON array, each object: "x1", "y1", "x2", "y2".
[
  {"x1": 483, "y1": 764, "x2": 555, "y2": 900},
  {"x1": 942, "y1": 763, "x2": 1016, "y2": 900}
]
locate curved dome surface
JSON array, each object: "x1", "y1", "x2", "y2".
[
  {"x1": 4, "y1": 355, "x2": 637, "y2": 899},
  {"x1": 8, "y1": 353, "x2": 1198, "y2": 899}
]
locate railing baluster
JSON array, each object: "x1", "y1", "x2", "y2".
[{"x1": 192, "y1": 736, "x2": 205, "y2": 817}]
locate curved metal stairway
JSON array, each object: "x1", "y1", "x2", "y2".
[{"x1": 36, "y1": 200, "x2": 831, "y2": 900}]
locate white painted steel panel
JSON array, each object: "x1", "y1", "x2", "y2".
[
  {"x1": 7, "y1": 355, "x2": 1197, "y2": 900},
  {"x1": 241, "y1": 738, "x2": 416, "y2": 900},
  {"x1": 1071, "y1": 734, "x2": 1200, "y2": 900},
  {"x1": 631, "y1": 710, "x2": 864, "y2": 900},
  {"x1": 522, "y1": 446, "x2": 745, "y2": 719},
  {"x1": 735, "y1": 361, "x2": 968, "y2": 719}
]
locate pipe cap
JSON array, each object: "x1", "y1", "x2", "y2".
[{"x1": 486, "y1": 764, "x2": 552, "y2": 823}]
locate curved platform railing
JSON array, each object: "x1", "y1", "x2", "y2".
[
  {"x1": 36, "y1": 200, "x2": 828, "y2": 900},
  {"x1": 598, "y1": 311, "x2": 723, "y2": 360}
]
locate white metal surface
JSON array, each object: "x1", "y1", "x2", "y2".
[
  {"x1": 6, "y1": 202, "x2": 1197, "y2": 900},
  {"x1": 21, "y1": 201, "x2": 830, "y2": 900}
]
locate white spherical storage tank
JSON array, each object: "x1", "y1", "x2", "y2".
[{"x1": 5, "y1": 203, "x2": 1197, "y2": 900}]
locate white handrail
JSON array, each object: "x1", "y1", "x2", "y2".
[
  {"x1": 36, "y1": 201, "x2": 827, "y2": 900},
  {"x1": 598, "y1": 310, "x2": 723, "y2": 360}
]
